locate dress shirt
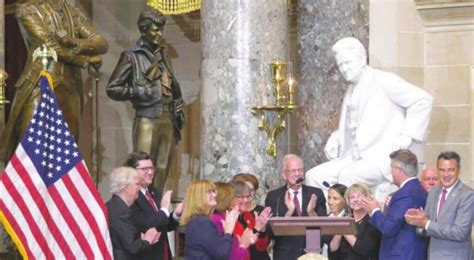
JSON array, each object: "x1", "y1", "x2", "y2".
[{"x1": 424, "y1": 179, "x2": 460, "y2": 230}]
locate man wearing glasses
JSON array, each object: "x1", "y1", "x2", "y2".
[
  {"x1": 124, "y1": 151, "x2": 183, "y2": 260},
  {"x1": 265, "y1": 154, "x2": 327, "y2": 260}
]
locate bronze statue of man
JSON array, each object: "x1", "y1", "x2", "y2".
[
  {"x1": 107, "y1": 8, "x2": 185, "y2": 193},
  {"x1": 1, "y1": 0, "x2": 108, "y2": 162}
]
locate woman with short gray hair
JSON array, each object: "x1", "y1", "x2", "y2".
[{"x1": 106, "y1": 167, "x2": 161, "y2": 259}]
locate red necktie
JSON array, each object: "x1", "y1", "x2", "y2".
[
  {"x1": 293, "y1": 191, "x2": 302, "y2": 216},
  {"x1": 145, "y1": 190, "x2": 158, "y2": 212},
  {"x1": 145, "y1": 190, "x2": 169, "y2": 260},
  {"x1": 437, "y1": 189, "x2": 447, "y2": 217}
]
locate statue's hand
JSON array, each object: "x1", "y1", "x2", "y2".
[
  {"x1": 88, "y1": 55, "x2": 102, "y2": 70},
  {"x1": 55, "y1": 30, "x2": 77, "y2": 48},
  {"x1": 325, "y1": 132, "x2": 341, "y2": 160},
  {"x1": 392, "y1": 135, "x2": 413, "y2": 151}
]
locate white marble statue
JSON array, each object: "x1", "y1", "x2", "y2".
[{"x1": 305, "y1": 37, "x2": 433, "y2": 200}]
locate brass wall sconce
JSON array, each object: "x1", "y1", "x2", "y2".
[
  {"x1": 251, "y1": 60, "x2": 298, "y2": 157},
  {"x1": 0, "y1": 69, "x2": 9, "y2": 108}
]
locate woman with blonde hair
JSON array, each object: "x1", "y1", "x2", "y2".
[
  {"x1": 182, "y1": 180, "x2": 241, "y2": 259},
  {"x1": 329, "y1": 183, "x2": 381, "y2": 260}
]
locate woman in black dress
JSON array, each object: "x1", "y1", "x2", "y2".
[{"x1": 330, "y1": 183, "x2": 381, "y2": 260}]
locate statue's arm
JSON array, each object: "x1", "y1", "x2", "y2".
[
  {"x1": 107, "y1": 52, "x2": 140, "y2": 101},
  {"x1": 15, "y1": 4, "x2": 92, "y2": 67},
  {"x1": 70, "y1": 7, "x2": 108, "y2": 55},
  {"x1": 383, "y1": 75, "x2": 433, "y2": 143}
]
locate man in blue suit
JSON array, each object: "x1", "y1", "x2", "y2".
[{"x1": 361, "y1": 149, "x2": 427, "y2": 260}]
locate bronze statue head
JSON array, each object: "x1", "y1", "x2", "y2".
[{"x1": 137, "y1": 8, "x2": 166, "y2": 34}]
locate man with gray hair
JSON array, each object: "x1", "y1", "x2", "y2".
[
  {"x1": 106, "y1": 167, "x2": 161, "y2": 259},
  {"x1": 360, "y1": 149, "x2": 427, "y2": 260},
  {"x1": 305, "y1": 37, "x2": 433, "y2": 201},
  {"x1": 265, "y1": 154, "x2": 326, "y2": 260}
]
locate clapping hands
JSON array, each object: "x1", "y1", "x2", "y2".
[
  {"x1": 223, "y1": 205, "x2": 239, "y2": 235},
  {"x1": 254, "y1": 207, "x2": 272, "y2": 232},
  {"x1": 141, "y1": 228, "x2": 161, "y2": 245}
]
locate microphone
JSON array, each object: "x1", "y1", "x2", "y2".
[
  {"x1": 275, "y1": 177, "x2": 304, "y2": 217},
  {"x1": 322, "y1": 181, "x2": 331, "y2": 188}
]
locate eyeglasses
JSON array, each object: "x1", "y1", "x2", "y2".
[
  {"x1": 235, "y1": 194, "x2": 252, "y2": 200},
  {"x1": 284, "y1": 168, "x2": 304, "y2": 174},
  {"x1": 136, "y1": 167, "x2": 156, "y2": 173}
]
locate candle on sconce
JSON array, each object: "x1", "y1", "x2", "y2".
[{"x1": 286, "y1": 61, "x2": 297, "y2": 106}]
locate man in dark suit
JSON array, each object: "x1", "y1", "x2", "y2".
[
  {"x1": 124, "y1": 152, "x2": 183, "y2": 260},
  {"x1": 107, "y1": 167, "x2": 160, "y2": 259},
  {"x1": 361, "y1": 149, "x2": 427, "y2": 260},
  {"x1": 265, "y1": 154, "x2": 327, "y2": 260},
  {"x1": 405, "y1": 151, "x2": 473, "y2": 260}
]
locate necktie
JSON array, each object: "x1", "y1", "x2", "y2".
[
  {"x1": 293, "y1": 191, "x2": 302, "y2": 216},
  {"x1": 437, "y1": 189, "x2": 447, "y2": 217},
  {"x1": 145, "y1": 190, "x2": 169, "y2": 260},
  {"x1": 145, "y1": 190, "x2": 158, "y2": 212}
]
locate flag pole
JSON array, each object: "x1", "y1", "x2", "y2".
[{"x1": 88, "y1": 65, "x2": 102, "y2": 189}]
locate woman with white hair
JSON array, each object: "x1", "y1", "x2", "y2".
[{"x1": 106, "y1": 167, "x2": 161, "y2": 259}]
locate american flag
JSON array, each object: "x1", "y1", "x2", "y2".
[{"x1": 0, "y1": 72, "x2": 113, "y2": 259}]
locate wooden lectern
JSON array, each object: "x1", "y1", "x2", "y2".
[{"x1": 268, "y1": 216, "x2": 356, "y2": 254}]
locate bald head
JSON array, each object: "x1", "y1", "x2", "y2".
[{"x1": 419, "y1": 166, "x2": 440, "y2": 192}]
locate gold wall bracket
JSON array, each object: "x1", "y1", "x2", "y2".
[
  {"x1": 252, "y1": 60, "x2": 298, "y2": 158},
  {"x1": 0, "y1": 69, "x2": 9, "y2": 108},
  {"x1": 251, "y1": 104, "x2": 297, "y2": 157}
]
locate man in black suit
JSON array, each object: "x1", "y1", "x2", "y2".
[
  {"x1": 124, "y1": 152, "x2": 183, "y2": 260},
  {"x1": 107, "y1": 167, "x2": 161, "y2": 259},
  {"x1": 265, "y1": 154, "x2": 327, "y2": 260}
]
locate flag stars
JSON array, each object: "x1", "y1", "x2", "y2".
[
  {"x1": 34, "y1": 149, "x2": 40, "y2": 155},
  {"x1": 48, "y1": 163, "x2": 53, "y2": 169},
  {"x1": 73, "y1": 152, "x2": 79, "y2": 157},
  {"x1": 36, "y1": 140, "x2": 41, "y2": 146},
  {"x1": 47, "y1": 172, "x2": 53, "y2": 178},
  {"x1": 41, "y1": 161, "x2": 47, "y2": 167},
  {"x1": 27, "y1": 136, "x2": 34, "y2": 142}
]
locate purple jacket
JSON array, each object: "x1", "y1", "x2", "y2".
[{"x1": 211, "y1": 212, "x2": 248, "y2": 260}]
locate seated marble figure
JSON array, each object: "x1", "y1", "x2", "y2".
[{"x1": 305, "y1": 37, "x2": 433, "y2": 201}]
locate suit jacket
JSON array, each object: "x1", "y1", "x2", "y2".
[
  {"x1": 265, "y1": 185, "x2": 327, "y2": 260},
  {"x1": 423, "y1": 180, "x2": 473, "y2": 259},
  {"x1": 130, "y1": 187, "x2": 179, "y2": 260},
  {"x1": 106, "y1": 195, "x2": 151, "y2": 259},
  {"x1": 370, "y1": 178, "x2": 427, "y2": 260},
  {"x1": 185, "y1": 215, "x2": 234, "y2": 260},
  {"x1": 333, "y1": 67, "x2": 432, "y2": 178}
]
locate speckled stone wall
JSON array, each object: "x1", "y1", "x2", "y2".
[
  {"x1": 200, "y1": 0, "x2": 288, "y2": 197},
  {"x1": 298, "y1": 0, "x2": 369, "y2": 168}
]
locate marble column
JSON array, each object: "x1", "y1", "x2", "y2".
[
  {"x1": 201, "y1": 0, "x2": 288, "y2": 197},
  {"x1": 298, "y1": 0, "x2": 369, "y2": 168}
]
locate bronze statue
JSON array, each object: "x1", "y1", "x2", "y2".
[
  {"x1": 0, "y1": 0, "x2": 108, "y2": 162},
  {"x1": 107, "y1": 8, "x2": 185, "y2": 193}
]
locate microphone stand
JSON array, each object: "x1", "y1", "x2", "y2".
[{"x1": 275, "y1": 178, "x2": 304, "y2": 217}]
